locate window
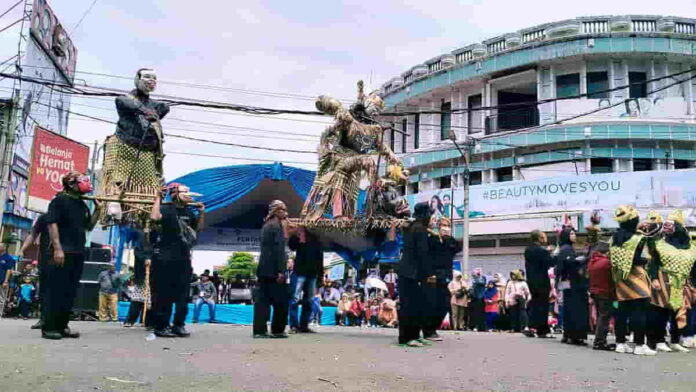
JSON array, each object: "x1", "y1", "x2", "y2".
[
  {"x1": 468, "y1": 171, "x2": 482, "y2": 185},
  {"x1": 440, "y1": 102, "x2": 452, "y2": 141},
  {"x1": 556, "y1": 73, "x2": 580, "y2": 98},
  {"x1": 389, "y1": 128, "x2": 395, "y2": 152},
  {"x1": 409, "y1": 182, "x2": 419, "y2": 194},
  {"x1": 633, "y1": 158, "x2": 653, "y2": 172},
  {"x1": 587, "y1": 72, "x2": 609, "y2": 99},
  {"x1": 439, "y1": 176, "x2": 451, "y2": 189},
  {"x1": 591, "y1": 158, "x2": 613, "y2": 174},
  {"x1": 675, "y1": 160, "x2": 691, "y2": 169},
  {"x1": 467, "y1": 95, "x2": 482, "y2": 134},
  {"x1": 629, "y1": 72, "x2": 647, "y2": 98},
  {"x1": 496, "y1": 167, "x2": 513, "y2": 182},
  {"x1": 413, "y1": 114, "x2": 420, "y2": 150},
  {"x1": 401, "y1": 119, "x2": 407, "y2": 153}
]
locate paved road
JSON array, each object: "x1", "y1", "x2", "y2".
[{"x1": 0, "y1": 319, "x2": 695, "y2": 391}]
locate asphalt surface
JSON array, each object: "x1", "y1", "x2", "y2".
[{"x1": 0, "y1": 319, "x2": 695, "y2": 392}]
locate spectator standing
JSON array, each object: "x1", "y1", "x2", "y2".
[
  {"x1": 42, "y1": 171, "x2": 102, "y2": 340},
  {"x1": 505, "y1": 270, "x2": 531, "y2": 333},
  {"x1": 288, "y1": 228, "x2": 324, "y2": 333},
  {"x1": 253, "y1": 200, "x2": 291, "y2": 339},
  {"x1": 19, "y1": 277, "x2": 35, "y2": 319},
  {"x1": 587, "y1": 242, "x2": 615, "y2": 351},
  {"x1": 97, "y1": 264, "x2": 120, "y2": 322},
  {"x1": 556, "y1": 227, "x2": 589, "y2": 346},
  {"x1": 384, "y1": 268, "x2": 398, "y2": 299},
  {"x1": 483, "y1": 281, "x2": 500, "y2": 331},
  {"x1": 448, "y1": 272, "x2": 469, "y2": 330},
  {"x1": 469, "y1": 268, "x2": 487, "y2": 331},
  {"x1": 192, "y1": 274, "x2": 217, "y2": 323},
  {"x1": 524, "y1": 230, "x2": 555, "y2": 338}
]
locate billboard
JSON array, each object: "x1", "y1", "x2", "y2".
[
  {"x1": 29, "y1": 0, "x2": 78, "y2": 83},
  {"x1": 197, "y1": 228, "x2": 262, "y2": 252},
  {"x1": 27, "y1": 126, "x2": 89, "y2": 212},
  {"x1": 406, "y1": 169, "x2": 696, "y2": 225}
]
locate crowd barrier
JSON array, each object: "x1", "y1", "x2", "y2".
[{"x1": 117, "y1": 302, "x2": 338, "y2": 325}]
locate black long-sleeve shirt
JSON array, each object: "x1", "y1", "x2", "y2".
[
  {"x1": 288, "y1": 232, "x2": 323, "y2": 278},
  {"x1": 524, "y1": 244, "x2": 554, "y2": 291},
  {"x1": 428, "y1": 234, "x2": 461, "y2": 281},
  {"x1": 399, "y1": 222, "x2": 431, "y2": 280},
  {"x1": 257, "y1": 220, "x2": 287, "y2": 278},
  {"x1": 115, "y1": 90, "x2": 169, "y2": 151}
]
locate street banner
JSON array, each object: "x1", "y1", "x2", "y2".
[
  {"x1": 27, "y1": 126, "x2": 89, "y2": 212},
  {"x1": 406, "y1": 169, "x2": 696, "y2": 225}
]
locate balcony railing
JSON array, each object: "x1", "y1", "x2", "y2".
[{"x1": 484, "y1": 108, "x2": 540, "y2": 135}]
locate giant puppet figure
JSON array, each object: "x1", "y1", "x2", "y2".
[
  {"x1": 98, "y1": 68, "x2": 170, "y2": 225},
  {"x1": 301, "y1": 80, "x2": 408, "y2": 222}
]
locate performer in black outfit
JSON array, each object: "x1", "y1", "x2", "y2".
[
  {"x1": 150, "y1": 183, "x2": 205, "y2": 338},
  {"x1": 398, "y1": 202, "x2": 432, "y2": 347},
  {"x1": 253, "y1": 200, "x2": 291, "y2": 339},
  {"x1": 524, "y1": 230, "x2": 555, "y2": 338},
  {"x1": 423, "y1": 217, "x2": 462, "y2": 341},
  {"x1": 42, "y1": 171, "x2": 102, "y2": 340}
]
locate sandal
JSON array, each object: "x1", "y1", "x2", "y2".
[{"x1": 406, "y1": 340, "x2": 424, "y2": 347}]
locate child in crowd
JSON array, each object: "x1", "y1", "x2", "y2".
[
  {"x1": 587, "y1": 242, "x2": 615, "y2": 351},
  {"x1": 366, "y1": 298, "x2": 381, "y2": 327},
  {"x1": 378, "y1": 299, "x2": 398, "y2": 328},
  {"x1": 349, "y1": 293, "x2": 365, "y2": 326},
  {"x1": 19, "y1": 277, "x2": 35, "y2": 320},
  {"x1": 483, "y1": 281, "x2": 500, "y2": 331}
]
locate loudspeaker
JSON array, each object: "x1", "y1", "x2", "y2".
[
  {"x1": 86, "y1": 247, "x2": 112, "y2": 263},
  {"x1": 73, "y1": 282, "x2": 99, "y2": 312},
  {"x1": 81, "y1": 261, "x2": 111, "y2": 283}
]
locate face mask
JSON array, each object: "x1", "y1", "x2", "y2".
[
  {"x1": 136, "y1": 70, "x2": 157, "y2": 95},
  {"x1": 76, "y1": 175, "x2": 92, "y2": 194}
]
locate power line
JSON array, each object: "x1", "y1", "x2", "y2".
[
  {"x1": 31, "y1": 101, "x2": 318, "y2": 154},
  {"x1": 0, "y1": 1, "x2": 22, "y2": 20},
  {"x1": 0, "y1": 17, "x2": 22, "y2": 34},
  {"x1": 72, "y1": 0, "x2": 98, "y2": 33},
  {"x1": 165, "y1": 151, "x2": 316, "y2": 166}
]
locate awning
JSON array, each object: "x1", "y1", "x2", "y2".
[{"x1": 2, "y1": 213, "x2": 33, "y2": 231}]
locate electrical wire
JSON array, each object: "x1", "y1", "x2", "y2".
[
  {"x1": 0, "y1": 1, "x2": 22, "y2": 20},
  {"x1": 0, "y1": 17, "x2": 22, "y2": 34},
  {"x1": 71, "y1": 0, "x2": 98, "y2": 33}
]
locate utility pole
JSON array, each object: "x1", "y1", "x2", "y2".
[{"x1": 448, "y1": 130, "x2": 473, "y2": 276}]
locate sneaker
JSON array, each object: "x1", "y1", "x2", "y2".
[
  {"x1": 655, "y1": 343, "x2": 673, "y2": 352},
  {"x1": 634, "y1": 344, "x2": 657, "y2": 356},
  {"x1": 30, "y1": 320, "x2": 43, "y2": 330},
  {"x1": 681, "y1": 337, "x2": 695, "y2": 348},
  {"x1": 270, "y1": 332, "x2": 289, "y2": 339},
  {"x1": 123, "y1": 323, "x2": 133, "y2": 328},
  {"x1": 593, "y1": 343, "x2": 616, "y2": 351},
  {"x1": 669, "y1": 343, "x2": 690, "y2": 353},
  {"x1": 615, "y1": 343, "x2": 634, "y2": 354},
  {"x1": 522, "y1": 330, "x2": 535, "y2": 338},
  {"x1": 171, "y1": 326, "x2": 191, "y2": 337},
  {"x1": 253, "y1": 333, "x2": 270, "y2": 339}
]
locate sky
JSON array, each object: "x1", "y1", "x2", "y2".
[{"x1": 1, "y1": 0, "x2": 695, "y2": 271}]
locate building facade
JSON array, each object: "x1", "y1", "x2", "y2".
[{"x1": 379, "y1": 15, "x2": 696, "y2": 274}]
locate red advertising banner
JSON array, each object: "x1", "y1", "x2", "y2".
[{"x1": 27, "y1": 126, "x2": 90, "y2": 212}]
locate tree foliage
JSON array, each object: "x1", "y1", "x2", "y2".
[{"x1": 218, "y1": 252, "x2": 257, "y2": 280}]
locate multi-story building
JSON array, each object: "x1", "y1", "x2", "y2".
[{"x1": 379, "y1": 15, "x2": 696, "y2": 274}]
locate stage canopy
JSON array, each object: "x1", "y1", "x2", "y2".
[{"x1": 170, "y1": 162, "x2": 316, "y2": 252}]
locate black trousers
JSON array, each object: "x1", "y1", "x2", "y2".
[
  {"x1": 469, "y1": 298, "x2": 487, "y2": 331},
  {"x1": 422, "y1": 280, "x2": 450, "y2": 337},
  {"x1": 528, "y1": 288, "x2": 550, "y2": 335},
  {"x1": 647, "y1": 305, "x2": 669, "y2": 349},
  {"x1": 509, "y1": 302, "x2": 529, "y2": 332},
  {"x1": 253, "y1": 277, "x2": 289, "y2": 335},
  {"x1": 398, "y1": 277, "x2": 425, "y2": 344},
  {"x1": 616, "y1": 298, "x2": 649, "y2": 345},
  {"x1": 151, "y1": 259, "x2": 191, "y2": 331},
  {"x1": 125, "y1": 301, "x2": 154, "y2": 327},
  {"x1": 38, "y1": 262, "x2": 48, "y2": 322},
  {"x1": 593, "y1": 296, "x2": 613, "y2": 346},
  {"x1": 42, "y1": 253, "x2": 84, "y2": 333}
]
